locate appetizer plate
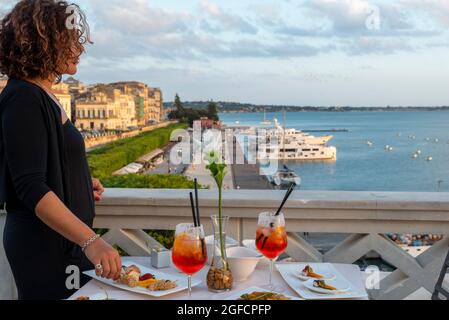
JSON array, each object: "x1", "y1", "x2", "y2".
[
  {"x1": 84, "y1": 262, "x2": 201, "y2": 298},
  {"x1": 292, "y1": 268, "x2": 336, "y2": 281},
  {"x1": 276, "y1": 263, "x2": 368, "y2": 300},
  {"x1": 302, "y1": 279, "x2": 350, "y2": 294},
  {"x1": 224, "y1": 286, "x2": 302, "y2": 301}
]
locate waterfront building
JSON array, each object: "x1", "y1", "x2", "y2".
[
  {"x1": 75, "y1": 85, "x2": 137, "y2": 131},
  {"x1": 109, "y1": 82, "x2": 164, "y2": 125},
  {"x1": 63, "y1": 76, "x2": 87, "y2": 98},
  {"x1": 194, "y1": 117, "x2": 222, "y2": 130},
  {"x1": 51, "y1": 82, "x2": 72, "y2": 121},
  {"x1": 149, "y1": 87, "x2": 163, "y2": 122}
]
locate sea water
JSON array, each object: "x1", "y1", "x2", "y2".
[{"x1": 220, "y1": 111, "x2": 449, "y2": 192}]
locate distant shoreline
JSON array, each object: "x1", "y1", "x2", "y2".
[
  {"x1": 220, "y1": 108, "x2": 449, "y2": 113},
  {"x1": 164, "y1": 101, "x2": 449, "y2": 113}
]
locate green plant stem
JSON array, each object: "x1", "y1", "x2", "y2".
[{"x1": 218, "y1": 186, "x2": 227, "y2": 271}]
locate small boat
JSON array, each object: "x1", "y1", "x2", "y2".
[
  {"x1": 260, "y1": 109, "x2": 272, "y2": 125},
  {"x1": 367, "y1": 141, "x2": 373, "y2": 147},
  {"x1": 427, "y1": 156, "x2": 433, "y2": 161},
  {"x1": 385, "y1": 145, "x2": 390, "y2": 150},
  {"x1": 235, "y1": 120, "x2": 240, "y2": 125},
  {"x1": 416, "y1": 149, "x2": 422, "y2": 155},
  {"x1": 435, "y1": 138, "x2": 439, "y2": 143},
  {"x1": 271, "y1": 166, "x2": 301, "y2": 186},
  {"x1": 389, "y1": 146, "x2": 394, "y2": 151},
  {"x1": 412, "y1": 153, "x2": 418, "y2": 159}
]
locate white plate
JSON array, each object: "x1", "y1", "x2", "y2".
[
  {"x1": 292, "y1": 267, "x2": 336, "y2": 281},
  {"x1": 225, "y1": 286, "x2": 302, "y2": 300},
  {"x1": 89, "y1": 293, "x2": 116, "y2": 300},
  {"x1": 276, "y1": 263, "x2": 368, "y2": 300},
  {"x1": 83, "y1": 262, "x2": 201, "y2": 298},
  {"x1": 303, "y1": 279, "x2": 350, "y2": 294}
]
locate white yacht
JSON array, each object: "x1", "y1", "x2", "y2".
[
  {"x1": 258, "y1": 134, "x2": 337, "y2": 161},
  {"x1": 271, "y1": 166, "x2": 301, "y2": 186},
  {"x1": 267, "y1": 119, "x2": 333, "y2": 146}
]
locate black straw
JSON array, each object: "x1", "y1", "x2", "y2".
[
  {"x1": 189, "y1": 192, "x2": 198, "y2": 227},
  {"x1": 275, "y1": 184, "x2": 295, "y2": 216},
  {"x1": 194, "y1": 179, "x2": 201, "y2": 226},
  {"x1": 193, "y1": 180, "x2": 206, "y2": 257}
]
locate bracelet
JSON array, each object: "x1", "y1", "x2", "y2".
[{"x1": 81, "y1": 234, "x2": 100, "y2": 252}]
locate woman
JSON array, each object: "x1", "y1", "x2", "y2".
[{"x1": 0, "y1": 0, "x2": 121, "y2": 300}]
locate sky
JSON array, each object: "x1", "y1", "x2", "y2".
[{"x1": 1, "y1": 0, "x2": 449, "y2": 106}]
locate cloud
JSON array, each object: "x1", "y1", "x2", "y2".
[
  {"x1": 199, "y1": 0, "x2": 258, "y2": 34},
  {"x1": 403, "y1": 0, "x2": 449, "y2": 27},
  {"x1": 345, "y1": 37, "x2": 415, "y2": 55},
  {"x1": 272, "y1": 0, "x2": 446, "y2": 55},
  {"x1": 87, "y1": 0, "x2": 190, "y2": 35}
]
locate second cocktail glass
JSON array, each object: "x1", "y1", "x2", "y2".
[{"x1": 255, "y1": 211, "x2": 288, "y2": 291}]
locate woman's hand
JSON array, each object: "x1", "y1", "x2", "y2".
[
  {"x1": 84, "y1": 237, "x2": 122, "y2": 280},
  {"x1": 92, "y1": 178, "x2": 104, "y2": 202}
]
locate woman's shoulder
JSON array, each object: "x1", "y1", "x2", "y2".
[
  {"x1": 0, "y1": 79, "x2": 46, "y2": 114},
  {"x1": 1, "y1": 79, "x2": 44, "y2": 98}
]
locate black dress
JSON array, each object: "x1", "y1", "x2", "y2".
[{"x1": 0, "y1": 79, "x2": 95, "y2": 300}]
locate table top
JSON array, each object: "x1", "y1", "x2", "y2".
[{"x1": 69, "y1": 257, "x2": 368, "y2": 300}]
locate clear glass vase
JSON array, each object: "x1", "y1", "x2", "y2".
[{"x1": 207, "y1": 215, "x2": 233, "y2": 292}]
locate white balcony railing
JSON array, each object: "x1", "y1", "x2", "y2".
[{"x1": 1, "y1": 189, "x2": 449, "y2": 300}]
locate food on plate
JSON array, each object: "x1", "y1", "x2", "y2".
[
  {"x1": 118, "y1": 265, "x2": 141, "y2": 288},
  {"x1": 301, "y1": 265, "x2": 324, "y2": 279},
  {"x1": 116, "y1": 265, "x2": 177, "y2": 291},
  {"x1": 238, "y1": 291, "x2": 291, "y2": 301},
  {"x1": 76, "y1": 296, "x2": 90, "y2": 300},
  {"x1": 146, "y1": 280, "x2": 177, "y2": 291},
  {"x1": 139, "y1": 273, "x2": 155, "y2": 281},
  {"x1": 138, "y1": 278, "x2": 158, "y2": 288},
  {"x1": 313, "y1": 280, "x2": 337, "y2": 291}
]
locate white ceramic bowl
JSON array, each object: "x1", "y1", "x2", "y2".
[
  {"x1": 242, "y1": 239, "x2": 271, "y2": 267},
  {"x1": 205, "y1": 236, "x2": 239, "y2": 265},
  {"x1": 226, "y1": 247, "x2": 262, "y2": 282}
]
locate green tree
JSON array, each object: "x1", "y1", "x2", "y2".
[
  {"x1": 174, "y1": 93, "x2": 184, "y2": 114},
  {"x1": 207, "y1": 101, "x2": 219, "y2": 121}
]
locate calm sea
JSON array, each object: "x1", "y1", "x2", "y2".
[{"x1": 219, "y1": 111, "x2": 449, "y2": 192}]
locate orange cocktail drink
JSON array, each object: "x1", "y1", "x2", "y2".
[
  {"x1": 256, "y1": 225, "x2": 288, "y2": 260},
  {"x1": 172, "y1": 231, "x2": 207, "y2": 275},
  {"x1": 255, "y1": 212, "x2": 288, "y2": 291}
]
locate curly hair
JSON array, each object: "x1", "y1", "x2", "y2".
[{"x1": 0, "y1": 0, "x2": 91, "y2": 81}]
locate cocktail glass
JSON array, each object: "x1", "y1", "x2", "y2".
[
  {"x1": 255, "y1": 212, "x2": 288, "y2": 292},
  {"x1": 172, "y1": 223, "x2": 207, "y2": 298}
]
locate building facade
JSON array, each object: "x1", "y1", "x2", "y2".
[
  {"x1": 108, "y1": 82, "x2": 164, "y2": 126},
  {"x1": 51, "y1": 82, "x2": 72, "y2": 121},
  {"x1": 75, "y1": 85, "x2": 137, "y2": 131}
]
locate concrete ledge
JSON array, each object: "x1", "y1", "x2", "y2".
[{"x1": 94, "y1": 189, "x2": 449, "y2": 235}]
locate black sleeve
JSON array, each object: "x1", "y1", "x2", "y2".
[{"x1": 2, "y1": 92, "x2": 51, "y2": 212}]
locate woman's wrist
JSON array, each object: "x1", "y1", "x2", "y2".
[
  {"x1": 77, "y1": 229, "x2": 98, "y2": 247},
  {"x1": 81, "y1": 234, "x2": 100, "y2": 252}
]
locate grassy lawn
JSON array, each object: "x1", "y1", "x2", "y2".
[{"x1": 87, "y1": 123, "x2": 188, "y2": 181}]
